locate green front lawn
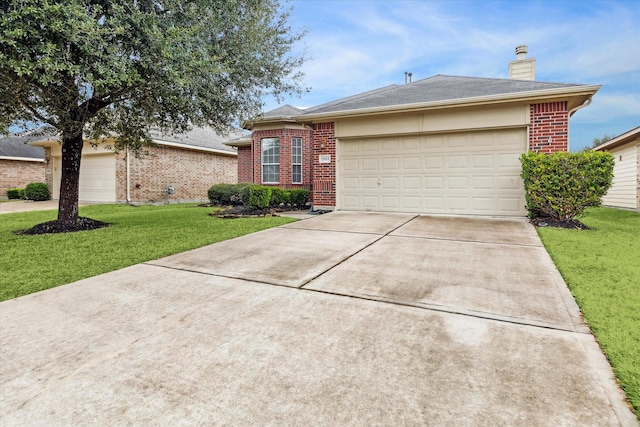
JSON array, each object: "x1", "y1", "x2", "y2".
[
  {"x1": 537, "y1": 207, "x2": 640, "y2": 418},
  {"x1": 0, "y1": 203, "x2": 295, "y2": 301}
]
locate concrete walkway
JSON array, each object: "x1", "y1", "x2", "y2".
[
  {"x1": 0, "y1": 200, "x2": 94, "y2": 214},
  {"x1": 1, "y1": 212, "x2": 636, "y2": 426}
]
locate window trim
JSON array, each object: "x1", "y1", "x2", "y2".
[
  {"x1": 261, "y1": 137, "x2": 280, "y2": 184},
  {"x1": 291, "y1": 137, "x2": 303, "y2": 184}
]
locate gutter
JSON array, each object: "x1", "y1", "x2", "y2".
[{"x1": 0, "y1": 156, "x2": 45, "y2": 162}]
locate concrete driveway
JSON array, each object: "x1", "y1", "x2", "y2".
[{"x1": 1, "y1": 212, "x2": 636, "y2": 426}]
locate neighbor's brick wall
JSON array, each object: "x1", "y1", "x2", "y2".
[
  {"x1": 312, "y1": 122, "x2": 336, "y2": 207},
  {"x1": 530, "y1": 102, "x2": 569, "y2": 153},
  {"x1": 237, "y1": 146, "x2": 253, "y2": 183},
  {"x1": 115, "y1": 146, "x2": 237, "y2": 203},
  {"x1": 251, "y1": 128, "x2": 313, "y2": 189},
  {"x1": 0, "y1": 159, "x2": 45, "y2": 198}
]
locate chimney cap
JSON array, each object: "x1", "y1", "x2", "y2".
[{"x1": 515, "y1": 45, "x2": 528, "y2": 56}]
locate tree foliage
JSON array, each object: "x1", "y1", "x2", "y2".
[
  {"x1": 520, "y1": 151, "x2": 614, "y2": 222},
  {"x1": 591, "y1": 134, "x2": 614, "y2": 148},
  {"x1": 0, "y1": 0, "x2": 305, "y2": 226}
]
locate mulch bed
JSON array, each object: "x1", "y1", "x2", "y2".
[
  {"x1": 209, "y1": 205, "x2": 283, "y2": 218},
  {"x1": 15, "y1": 217, "x2": 111, "y2": 235},
  {"x1": 530, "y1": 216, "x2": 589, "y2": 230}
]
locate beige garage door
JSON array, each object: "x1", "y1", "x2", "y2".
[
  {"x1": 79, "y1": 154, "x2": 116, "y2": 202},
  {"x1": 339, "y1": 128, "x2": 527, "y2": 216},
  {"x1": 53, "y1": 154, "x2": 116, "y2": 202}
]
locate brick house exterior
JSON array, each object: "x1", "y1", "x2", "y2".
[
  {"x1": 529, "y1": 101, "x2": 569, "y2": 153},
  {"x1": 0, "y1": 133, "x2": 47, "y2": 199},
  {"x1": 33, "y1": 127, "x2": 239, "y2": 203},
  {"x1": 114, "y1": 145, "x2": 236, "y2": 203},
  {"x1": 226, "y1": 49, "x2": 599, "y2": 215},
  {"x1": 0, "y1": 159, "x2": 45, "y2": 199}
]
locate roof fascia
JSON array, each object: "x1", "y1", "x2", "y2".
[
  {"x1": 0, "y1": 156, "x2": 45, "y2": 162},
  {"x1": 151, "y1": 139, "x2": 238, "y2": 156},
  {"x1": 593, "y1": 127, "x2": 640, "y2": 151}
]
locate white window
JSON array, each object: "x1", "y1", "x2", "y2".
[
  {"x1": 261, "y1": 138, "x2": 280, "y2": 183},
  {"x1": 292, "y1": 137, "x2": 302, "y2": 184}
]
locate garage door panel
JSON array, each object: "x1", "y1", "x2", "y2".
[
  {"x1": 339, "y1": 129, "x2": 527, "y2": 215},
  {"x1": 447, "y1": 156, "x2": 467, "y2": 168},
  {"x1": 402, "y1": 157, "x2": 421, "y2": 169},
  {"x1": 362, "y1": 177, "x2": 378, "y2": 189},
  {"x1": 473, "y1": 154, "x2": 494, "y2": 168},
  {"x1": 78, "y1": 154, "x2": 115, "y2": 203},
  {"x1": 382, "y1": 158, "x2": 399, "y2": 170},
  {"x1": 425, "y1": 156, "x2": 444, "y2": 169}
]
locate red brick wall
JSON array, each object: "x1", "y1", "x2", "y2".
[
  {"x1": 529, "y1": 102, "x2": 569, "y2": 153},
  {"x1": 251, "y1": 128, "x2": 313, "y2": 189},
  {"x1": 312, "y1": 122, "x2": 336, "y2": 207},
  {"x1": 237, "y1": 146, "x2": 253, "y2": 183},
  {"x1": 115, "y1": 146, "x2": 237, "y2": 203},
  {"x1": 0, "y1": 159, "x2": 46, "y2": 198}
]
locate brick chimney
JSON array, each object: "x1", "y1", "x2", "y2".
[{"x1": 509, "y1": 45, "x2": 535, "y2": 81}]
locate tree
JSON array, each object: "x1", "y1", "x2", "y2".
[
  {"x1": 591, "y1": 134, "x2": 614, "y2": 148},
  {"x1": 0, "y1": 0, "x2": 305, "y2": 229}
]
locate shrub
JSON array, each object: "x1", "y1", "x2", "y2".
[
  {"x1": 23, "y1": 182, "x2": 50, "y2": 201},
  {"x1": 248, "y1": 185, "x2": 272, "y2": 209},
  {"x1": 270, "y1": 187, "x2": 289, "y2": 207},
  {"x1": 7, "y1": 188, "x2": 24, "y2": 200},
  {"x1": 208, "y1": 183, "x2": 250, "y2": 205},
  {"x1": 288, "y1": 189, "x2": 310, "y2": 207},
  {"x1": 520, "y1": 151, "x2": 614, "y2": 221}
]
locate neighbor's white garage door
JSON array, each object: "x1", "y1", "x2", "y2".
[
  {"x1": 78, "y1": 154, "x2": 116, "y2": 202},
  {"x1": 338, "y1": 128, "x2": 527, "y2": 216}
]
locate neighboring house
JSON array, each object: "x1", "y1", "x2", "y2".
[
  {"x1": 28, "y1": 127, "x2": 239, "y2": 203},
  {"x1": 594, "y1": 126, "x2": 640, "y2": 209},
  {"x1": 227, "y1": 46, "x2": 600, "y2": 216},
  {"x1": 0, "y1": 132, "x2": 47, "y2": 199}
]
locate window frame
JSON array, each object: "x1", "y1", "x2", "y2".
[
  {"x1": 261, "y1": 137, "x2": 280, "y2": 184},
  {"x1": 291, "y1": 137, "x2": 303, "y2": 184}
]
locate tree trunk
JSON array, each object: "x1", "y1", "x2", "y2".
[{"x1": 57, "y1": 132, "x2": 84, "y2": 225}]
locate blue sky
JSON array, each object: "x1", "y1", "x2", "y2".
[{"x1": 266, "y1": 0, "x2": 640, "y2": 151}]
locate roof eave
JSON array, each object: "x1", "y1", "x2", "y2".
[
  {"x1": 241, "y1": 116, "x2": 302, "y2": 130},
  {"x1": 593, "y1": 126, "x2": 640, "y2": 151},
  {"x1": 151, "y1": 139, "x2": 238, "y2": 156},
  {"x1": 298, "y1": 85, "x2": 602, "y2": 122}
]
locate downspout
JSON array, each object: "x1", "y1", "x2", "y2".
[
  {"x1": 569, "y1": 97, "x2": 592, "y2": 117},
  {"x1": 126, "y1": 146, "x2": 131, "y2": 203}
]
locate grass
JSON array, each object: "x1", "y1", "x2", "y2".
[
  {"x1": 536, "y1": 207, "x2": 640, "y2": 418},
  {"x1": 0, "y1": 203, "x2": 295, "y2": 301}
]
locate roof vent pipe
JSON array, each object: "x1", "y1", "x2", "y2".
[
  {"x1": 404, "y1": 71, "x2": 412, "y2": 84},
  {"x1": 515, "y1": 45, "x2": 528, "y2": 60}
]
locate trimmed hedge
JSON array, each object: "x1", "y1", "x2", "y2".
[
  {"x1": 207, "y1": 183, "x2": 250, "y2": 205},
  {"x1": 7, "y1": 187, "x2": 24, "y2": 200},
  {"x1": 248, "y1": 185, "x2": 273, "y2": 209},
  {"x1": 24, "y1": 182, "x2": 50, "y2": 201},
  {"x1": 520, "y1": 151, "x2": 614, "y2": 221},
  {"x1": 207, "y1": 183, "x2": 310, "y2": 209}
]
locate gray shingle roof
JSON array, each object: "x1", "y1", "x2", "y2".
[
  {"x1": 0, "y1": 130, "x2": 51, "y2": 159},
  {"x1": 259, "y1": 75, "x2": 591, "y2": 119},
  {"x1": 302, "y1": 75, "x2": 588, "y2": 115},
  {"x1": 149, "y1": 127, "x2": 243, "y2": 154},
  {"x1": 262, "y1": 105, "x2": 305, "y2": 117},
  {"x1": 3, "y1": 127, "x2": 241, "y2": 155}
]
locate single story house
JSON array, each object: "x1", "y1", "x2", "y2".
[
  {"x1": 227, "y1": 46, "x2": 600, "y2": 216},
  {"x1": 594, "y1": 126, "x2": 640, "y2": 209},
  {"x1": 0, "y1": 132, "x2": 47, "y2": 199},
  {"x1": 28, "y1": 127, "x2": 239, "y2": 203}
]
